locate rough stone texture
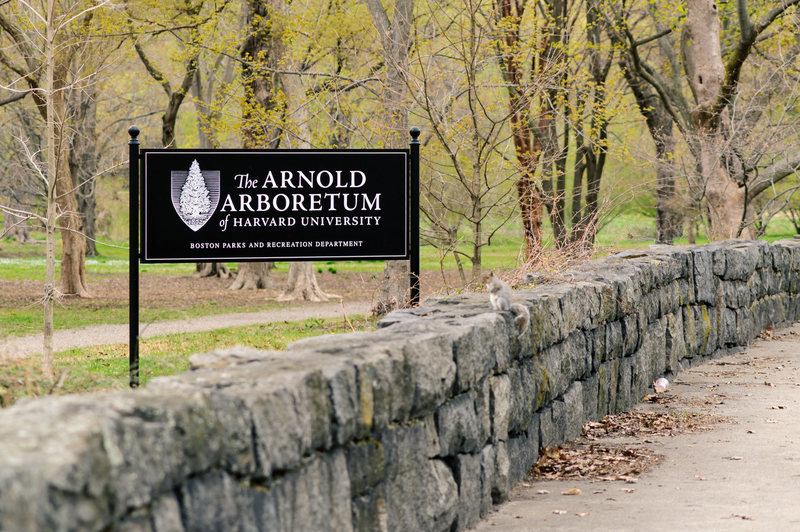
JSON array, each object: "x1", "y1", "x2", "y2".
[{"x1": 1, "y1": 240, "x2": 799, "y2": 531}]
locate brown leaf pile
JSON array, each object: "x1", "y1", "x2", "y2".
[
  {"x1": 582, "y1": 411, "x2": 727, "y2": 439},
  {"x1": 532, "y1": 445, "x2": 659, "y2": 481}
]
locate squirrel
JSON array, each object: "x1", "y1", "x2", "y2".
[{"x1": 483, "y1": 271, "x2": 530, "y2": 340}]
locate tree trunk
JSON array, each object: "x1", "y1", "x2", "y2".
[
  {"x1": 278, "y1": 262, "x2": 340, "y2": 302},
  {"x1": 69, "y1": 86, "x2": 98, "y2": 256},
  {"x1": 277, "y1": 62, "x2": 333, "y2": 302},
  {"x1": 196, "y1": 262, "x2": 231, "y2": 278},
  {"x1": 231, "y1": 0, "x2": 284, "y2": 291},
  {"x1": 2, "y1": 203, "x2": 33, "y2": 242},
  {"x1": 193, "y1": 64, "x2": 232, "y2": 278},
  {"x1": 365, "y1": 0, "x2": 414, "y2": 312},
  {"x1": 684, "y1": 0, "x2": 748, "y2": 239},
  {"x1": 54, "y1": 62, "x2": 89, "y2": 297},
  {"x1": 494, "y1": 0, "x2": 544, "y2": 262},
  {"x1": 228, "y1": 262, "x2": 272, "y2": 290}
]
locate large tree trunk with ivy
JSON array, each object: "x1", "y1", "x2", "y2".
[{"x1": 365, "y1": 0, "x2": 414, "y2": 313}]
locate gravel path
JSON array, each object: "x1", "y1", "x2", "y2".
[{"x1": 0, "y1": 301, "x2": 372, "y2": 361}]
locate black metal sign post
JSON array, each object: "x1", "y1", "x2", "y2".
[
  {"x1": 127, "y1": 126, "x2": 420, "y2": 388},
  {"x1": 409, "y1": 127, "x2": 420, "y2": 306},
  {"x1": 128, "y1": 126, "x2": 140, "y2": 388}
]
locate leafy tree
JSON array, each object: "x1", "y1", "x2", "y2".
[{"x1": 616, "y1": 0, "x2": 800, "y2": 239}]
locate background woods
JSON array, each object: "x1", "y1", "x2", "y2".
[{"x1": 2, "y1": 0, "x2": 800, "y2": 309}]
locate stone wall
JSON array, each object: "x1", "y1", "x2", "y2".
[{"x1": 1, "y1": 240, "x2": 799, "y2": 531}]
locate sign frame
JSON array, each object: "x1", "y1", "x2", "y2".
[
  {"x1": 127, "y1": 127, "x2": 421, "y2": 388},
  {"x1": 139, "y1": 148, "x2": 411, "y2": 263}
]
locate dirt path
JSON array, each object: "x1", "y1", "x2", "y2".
[
  {"x1": 0, "y1": 301, "x2": 371, "y2": 361},
  {"x1": 472, "y1": 323, "x2": 800, "y2": 531}
]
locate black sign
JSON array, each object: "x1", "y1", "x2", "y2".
[{"x1": 141, "y1": 150, "x2": 409, "y2": 262}]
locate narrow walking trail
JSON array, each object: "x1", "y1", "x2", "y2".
[
  {"x1": 0, "y1": 301, "x2": 371, "y2": 361},
  {"x1": 472, "y1": 323, "x2": 800, "y2": 531}
]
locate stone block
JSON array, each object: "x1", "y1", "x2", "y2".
[
  {"x1": 403, "y1": 333, "x2": 457, "y2": 417},
  {"x1": 622, "y1": 314, "x2": 640, "y2": 355},
  {"x1": 723, "y1": 244, "x2": 760, "y2": 281},
  {"x1": 452, "y1": 314, "x2": 509, "y2": 390},
  {"x1": 490, "y1": 442, "x2": 511, "y2": 504},
  {"x1": 436, "y1": 394, "x2": 482, "y2": 457},
  {"x1": 581, "y1": 372, "x2": 600, "y2": 422},
  {"x1": 693, "y1": 248, "x2": 716, "y2": 304},
  {"x1": 452, "y1": 453, "x2": 482, "y2": 530},
  {"x1": 605, "y1": 320, "x2": 623, "y2": 360},
  {"x1": 479, "y1": 445, "x2": 496, "y2": 515},
  {"x1": 489, "y1": 374, "x2": 511, "y2": 442},
  {"x1": 346, "y1": 440, "x2": 386, "y2": 497},
  {"x1": 385, "y1": 459, "x2": 457, "y2": 532},
  {"x1": 506, "y1": 430, "x2": 538, "y2": 488},
  {"x1": 562, "y1": 381, "x2": 585, "y2": 441},
  {"x1": 351, "y1": 488, "x2": 387, "y2": 532}
]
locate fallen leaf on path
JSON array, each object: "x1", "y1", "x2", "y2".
[
  {"x1": 620, "y1": 488, "x2": 635, "y2": 493},
  {"x1": 552, "y1": 510, "x2": 567, "y2": 515},
  {"x1": 727, "y1": 456, "x2": 744, "y2": 461},
  {"x1": 765, "y1": 381, "x2": 775, "y2": 387},
  {"x1": 536, "y1": 490, "x2": 550, "y2": 495},
  {"x1": 561, "y1": 488, "x2": 581, "y2": 496},
  {"x1": 576, "y1": 512, "x2": 588, "y2": 517},
  {"x1": 770, "y1": 405, "x2": 786, "y2": 410}
]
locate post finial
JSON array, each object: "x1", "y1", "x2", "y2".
[
  {"x1": 129, "y1": 126, "x2": 140, "y2": 142},
  {"x1": 410, "y1": 126, "x2": 420, "y2": 144}
]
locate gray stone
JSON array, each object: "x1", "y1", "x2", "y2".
[
  {"x1": 436, "y1": 393, "x2": 482, "y2": 456},
  {"x1": 403, "y1": 333, "x2": 457, "y2": 416},
  {"x1": 452, "y1": 453, "x2": 482, "y2": 530},
  {"x1": 179, "y1": 470, "x2": 241, "y2": 531},
  {"x1": 562, "y1": 381, "x2": 585, "y2": 441},
  {"x1": 490, "y1": 374, "x2": 511, "y2": 442},
  {"x1": 506, "y1": 430, "x2": 538, "y2": 488},
  {"x1": 346, "y1": 440, "x2": 386, "y2": 497},
  {"x1": 724, "y1": 244, "x2": 760, "y2": 281},
  {"x1": 491, "y1": 442, "x2": 512, "y2": 503},
  {"x1": 479, "y1": 445, "x2": 495, "y2": 515},
  {"x1": 351, "y1": 489, "x2": 388, "y2": 532},
  {"x1": 693, "y1": 248, "x2": 716, "y2": 304},
  {"x1": 151, "y1": 493, "x2": 184, "y2": 532},
  {"x1": 385, "y1": 459, "x2": 458, "y2": 532},
  {"x1": 452, "y1": 314, "x2": 509, "y2": 389}
]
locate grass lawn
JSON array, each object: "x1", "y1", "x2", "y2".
[{"x1": 0, "y1": 315, "x2": 375, "y2": 406}]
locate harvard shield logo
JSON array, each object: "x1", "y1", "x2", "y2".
[{"x1": 170, "y1": 160, "x2": 220, "y2": 231}]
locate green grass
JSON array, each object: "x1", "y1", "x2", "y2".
[{"x1": 0, "y1": 315, "x2": 375, "y2": 407}]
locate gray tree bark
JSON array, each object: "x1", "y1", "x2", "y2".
[{"x1": 364, "y1": 0, "x2": 414, "y2": 313}]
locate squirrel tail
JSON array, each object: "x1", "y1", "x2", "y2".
[{"x1": 511, "y1": 303, "x2": 530, "y2": 340}]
